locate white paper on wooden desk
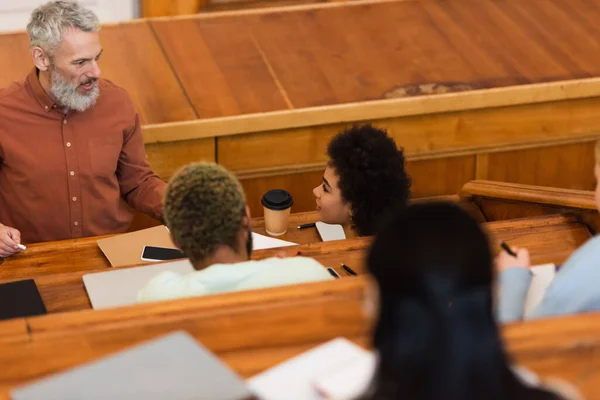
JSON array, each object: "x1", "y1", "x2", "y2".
[
  {"x1": 315, "y1": 222, "x2": 346, "y2": 242},
  {"x1": 248, "y1": 337, "x2": 374, "y2": 400},
  {"x1": 524, "y1": 263, "x2": 556, "y2": 319},
  {"x1": 252, "y1": 232, "x2": 297, "y2": 250}
]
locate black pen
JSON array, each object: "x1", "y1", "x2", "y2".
[
  {"x1": 500, "y1": 241, "x2": 517, "y2": 257},
  {"x1": 327, "y1": 267, "x2": 340, "y2": 279},
  {"x1": 341, "y1": 263, "x2": 357, "y2": 276},
  {"x1": 298, "y1": 222, "x2": 316, "y2": 229}
]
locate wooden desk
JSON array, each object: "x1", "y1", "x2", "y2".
[
  {"x1": 1, "y1": 214, "x2": 591, "y2": 314},
  {"x1": 1, "y1": 276, "x2": 600, "y2": 399},
  {"x1": 0, "y1": 212, "x2": 322, "y2": 280}
]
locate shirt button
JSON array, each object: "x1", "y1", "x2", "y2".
[
  {"x1": 63, "y1": 119, "x2": 67, "y2": 124},
  {"x1": 74, "y1": 221, "x2": 79, "y2": 226},
  {"x1": 72, "y1": 197, "x2": 77, "y2": 202},
  {"x1": 44, "y1": 106, "x2": 48, "y2": 110},
  {"x1": 70, "y1": 171, "x2": 75, "y2": 176},
  {"x1": 66, "y1": 142, "x2": 71, "y2": 147}
]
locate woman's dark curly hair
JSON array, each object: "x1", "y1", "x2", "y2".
[{"x1": 327, "y1": 124, "x2": 411, "y2": 236}]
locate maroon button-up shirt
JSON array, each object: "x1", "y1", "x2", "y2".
[{"x1": 0, "y1": 69, "x2": 166, "y2": 243}]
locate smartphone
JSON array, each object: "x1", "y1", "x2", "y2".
[
  {"x1": 327, "y1": 267, "x2": 340, "y2": 279},
  {"x1": 141, "y1": 246, "x2": 186, "y2": 262}
]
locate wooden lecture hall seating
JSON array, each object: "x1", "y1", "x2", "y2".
[
  {"x1": 1, "y1": 183, "x2": 600, "y2": 398},
  {"x1": 3, "y1": 0, "x2": 600, "y2": 398},
  {"x1": 2, "y1": 0, "x2": 600, "y2": 217}
]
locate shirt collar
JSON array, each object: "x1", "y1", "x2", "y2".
[{"x1": 26, "y1": 68, "x2": 56, "y2": 112}]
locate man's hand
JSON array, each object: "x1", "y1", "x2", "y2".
[
  {"x1": 495, "y1": 246, "x2": 530, "y2": 272},
  {"x1": 0, "y1": 224, "x2": 22, "y2": 258}
]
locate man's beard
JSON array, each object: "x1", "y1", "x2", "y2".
[{"x1": 50, "y1": 66, "x2": 99, "y2": 112}]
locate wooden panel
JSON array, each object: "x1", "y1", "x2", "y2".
[
  {"x1": 150, "y1": 18, "x2": 291, "y2": 118},
  {"x1": 145, "y1": 138, "x2": 215, "y2": 181},
  {"x1": 239, "y1": 169, "x2": 323, "y2": 217},
  {"x1": 217, "y1": 97, "x2": 600, "y2": 172},
  {"x1": 141, "y1": 0, "x2": 202, "y2": 17},
  {"x1": 485, "y1": 142, "x2": 596, "y2": 190},
  {"x1": 0, "y1": 32, "x2": 31, "y2": 89},
  {"x1": 149, "y1": 0, "x2": 600, "y2": 115},
  {"x1": 406, "y1": 156, "x2": 476, "y2": 198},
  {"x1": 0, "y1": 319, "x2": 28, "y2": 345},
  {"x1": 0, "y1": 23, "x2": 196, "y2": 125}
]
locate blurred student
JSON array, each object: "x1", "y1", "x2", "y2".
[
  {"x1": 313, "y1": 124, "x2": 411, "y2": 237},
  {"x1": 497, "y1": 139, "x2": 600, "y2": 322},
  {"x1": 138, "y1": 163, "x2": 332, "y2": 303},
  {"x1": 360, "y1": 202, "x2": 578, "y2": 400}
]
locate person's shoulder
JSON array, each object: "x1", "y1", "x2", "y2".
[
  {"x1": 99, "y1": 79, "x2": 135, "y2": 108},
  {"x1": 0, "y1": 82, "x2": 27, "y2": 104},
  {"x1": 563, "y1": 235, "x2": 600, "y2": 267}
]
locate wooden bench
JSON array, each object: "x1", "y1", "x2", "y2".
[{"x1": 0, "y1": 275, "x2": 599, "y2": 399}]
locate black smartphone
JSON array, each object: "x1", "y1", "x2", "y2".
[{"x1": 141, "y1": 246, "x2": 186, "y2": 262}]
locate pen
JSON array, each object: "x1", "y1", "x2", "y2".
[
  {"x1": 298, "y1": 222, "x2": 316, "y2": 229},
  {"x1": 17, "y1": 244, "x2": 26, "y2": 251},
  {"x1": 327, "y1": 267, "x2": 340, "y2": 279},
  {"x1": 500, "y1": 241, "x2": 517, "y2": 257},
  {"x1": 341, "y1": 263, "x2": 357, "y2": 276}
]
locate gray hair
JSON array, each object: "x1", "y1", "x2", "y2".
[{"x1": 27, "y1": 1, "x2": 100, "y2": 56}]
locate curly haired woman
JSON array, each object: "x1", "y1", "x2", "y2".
[{"x1": 313, "y1": 124, "x2": 411, "y2": 237}]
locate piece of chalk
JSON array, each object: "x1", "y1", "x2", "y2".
[{"x1": 17, "y1": 244, "x2": 26, "y2": 251}]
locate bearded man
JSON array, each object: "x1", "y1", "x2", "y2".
[{"x1": 0, "y1": 1, "x2": 166, "y2": 257}]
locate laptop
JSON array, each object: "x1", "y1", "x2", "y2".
[
  {"x1": 83, "y1": 260, "x2": 195, "y2": 310},
  {"x1": 11, "y1": 331, "x2": 252, "y2": 400},
  {"x1": 0, "y1": 279, "x2": 46, "y2": 321}
]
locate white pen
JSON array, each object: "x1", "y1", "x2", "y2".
[{"x1": 17, "y1": 244, "x2": 26, "y2": 251}]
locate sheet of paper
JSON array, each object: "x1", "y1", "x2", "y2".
[
  {"x1": 313, "y1": 350, "x2": 376, "y2": 400},
  {"x1": 315, "y1": 222, "x2": 346, "y2": 242},
  {"x1": 252, "y1": 232, "x2": 297, "y2": 250},
  {"x1": 524, "y1": 263, "x2": 556, "y2": 318},
  {"x1": 247, "y1": 338, "x2": 372, "y2": 400}
]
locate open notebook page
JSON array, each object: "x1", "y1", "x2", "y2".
[
  {"x1": 524, "y1": 263, "x2": 556, "y2": 319},
  {"x1": 248, "y1": 338, "x2": 374, "y2": 400}
]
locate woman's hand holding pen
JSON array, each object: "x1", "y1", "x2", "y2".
[{"x1": 495, "y1": 242, "x2": 531, "y2": 272}]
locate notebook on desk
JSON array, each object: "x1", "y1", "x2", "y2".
[
  {"x1": 0, "y1": 279, "x2": 47, "y2": 321},
  {"x1": 248, "y1": 338, "x2": 375, "y2": 400},
  {"x1": 97, "y1": 225, "x2": 179, "y2": 268},
  {"x1": 524, "y1": 263, "x2": 556, "y2": 319},
  {"x1": 11, "y1": 331, "x2": 252, "y2": 400}
]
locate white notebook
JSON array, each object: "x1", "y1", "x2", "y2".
[
  {"x1": 315, "y1": 222, "x2": 346, "y2": 242},
  {"x1": 248, "y1": 338, "x2": 374, "y2": 400},
  {"x1": 524, "y1": 263, "x2": 556, "y2": 318},
  {"x1": 11, "y1": 331, "x2": 251, "y2": 400}
]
